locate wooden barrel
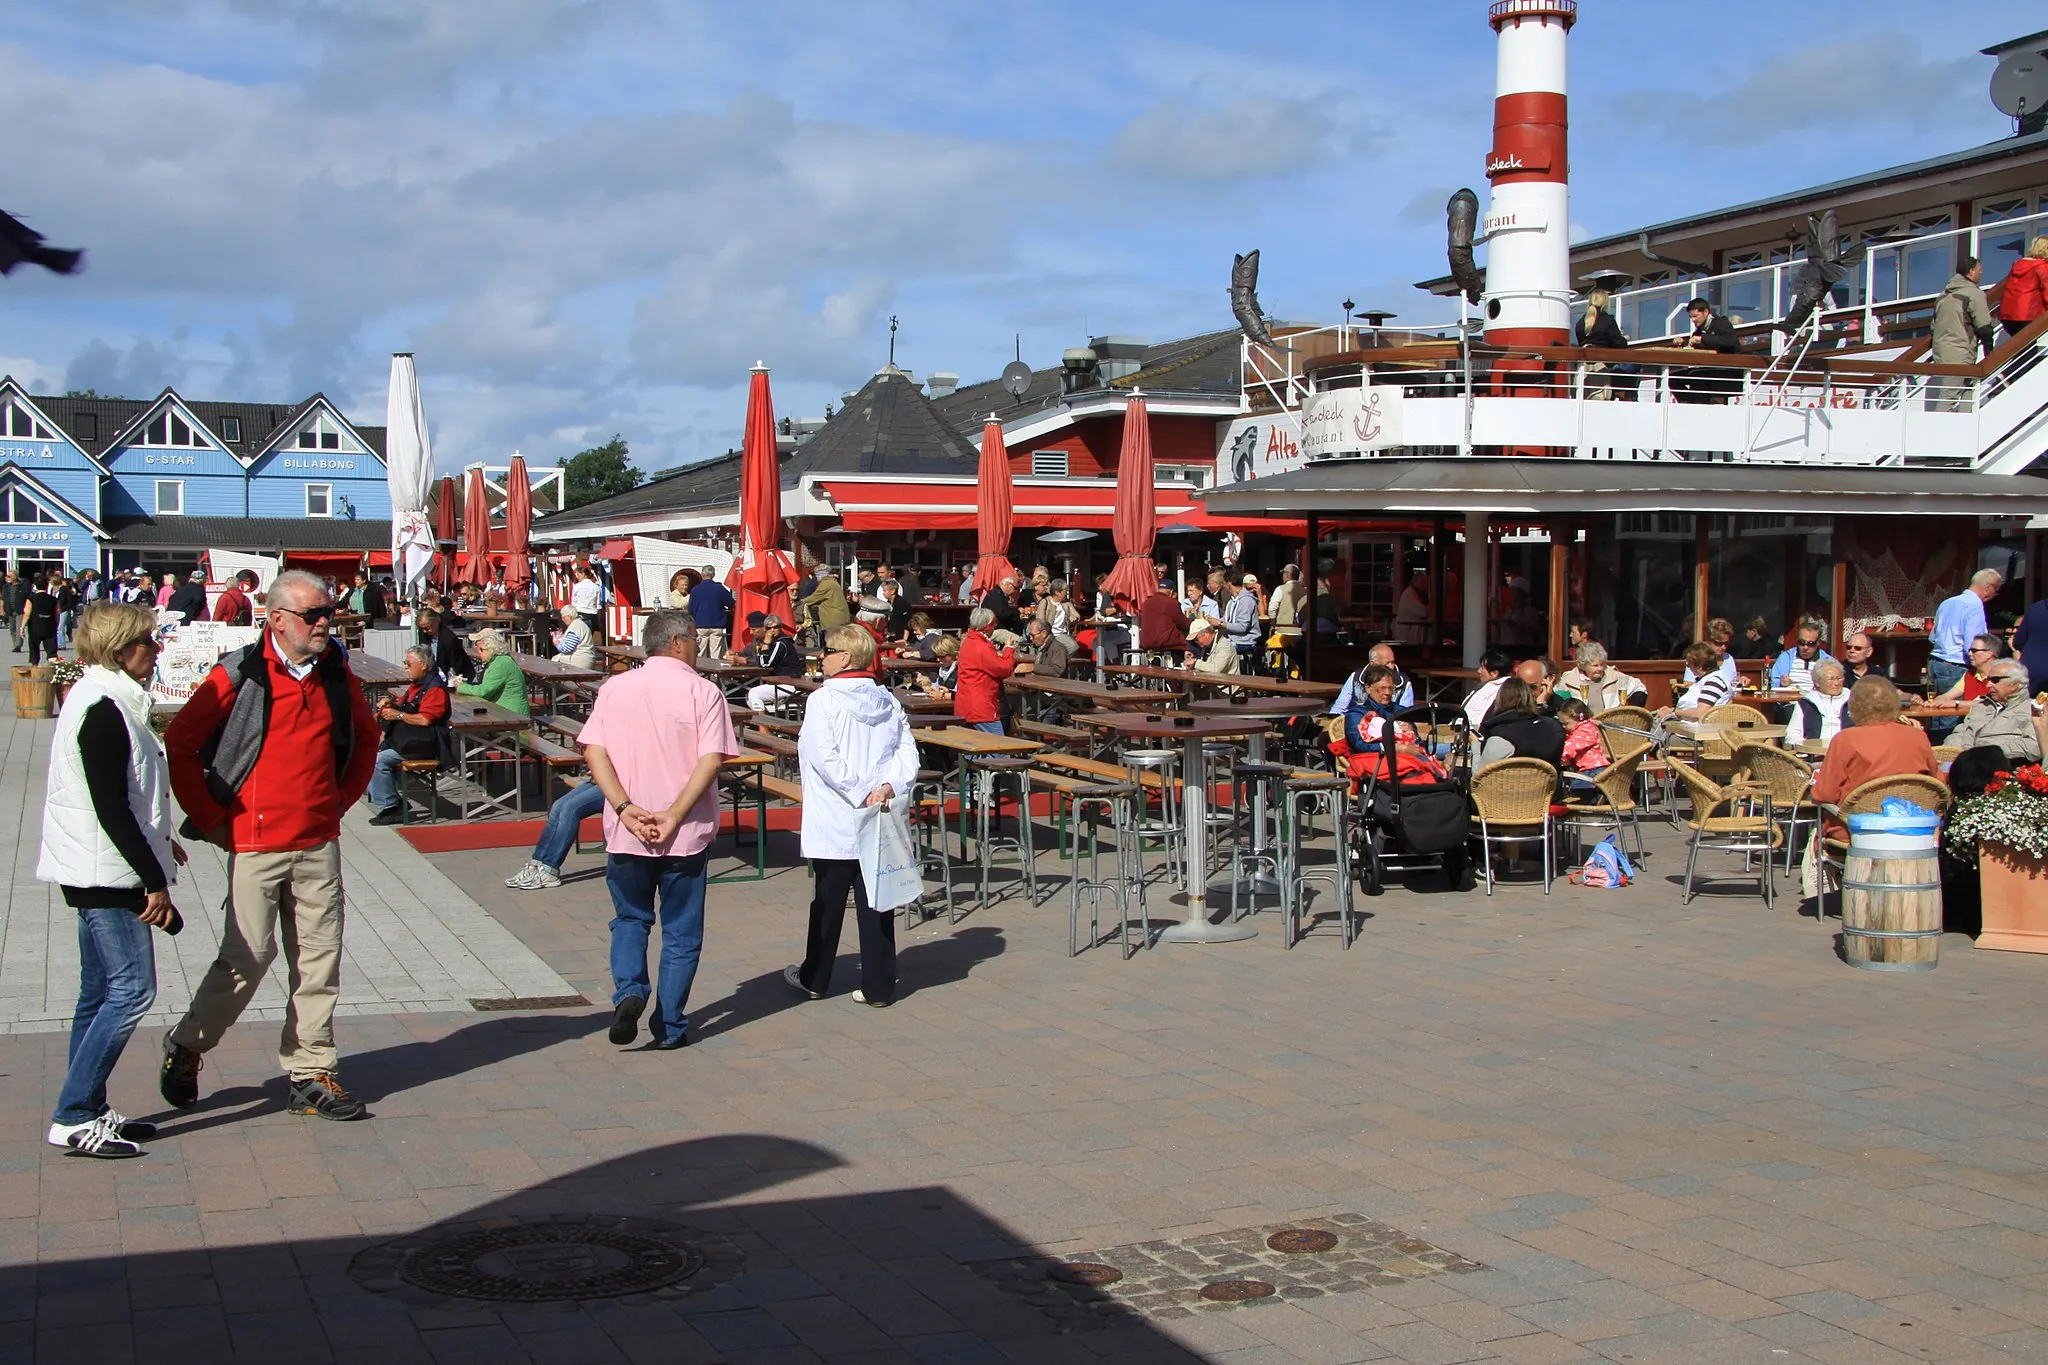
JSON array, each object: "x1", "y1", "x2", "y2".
[
  {"x1": 1842, "y1": 829, "x2": 1943, "y2": 971},
  {"x1": 10, "y1": 665, "x2": 52, "y2": 720}
]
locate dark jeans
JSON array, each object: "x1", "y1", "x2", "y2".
[
  {"x1": 54, "y1": 901, "x2": 157, "y2": 1127},
  {"x1": 1927, "y1": 657, "x2": 1967, "y2": 740},
  {"x1": 605, "y1": 849, "x2": 708, "y2": 1044},
  {"x1": 535, "y1": 780, "x2": 606, "y2": 871},
  {"x1": 798, "y1": 858, "x2": 897, "y2": 1003},
  {"x1": 27, "y1": 630, "x2": 56, "y2": 664}
]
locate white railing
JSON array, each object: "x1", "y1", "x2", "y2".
[
  {"x1": 1609, "y1": 208, "x2": 2048, "y2": 345},
  {"x1": 1241, "y1": 318, "x2": 1467, "y2": 416}
]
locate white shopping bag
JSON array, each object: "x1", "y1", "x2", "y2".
[{"x1": 856, "y1": 794, "x2": 923, "y2": 913}]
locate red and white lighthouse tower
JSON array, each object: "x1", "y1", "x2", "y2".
[{"x1": 1481, "y1": 0, "x2": 1576, "y2": 347}]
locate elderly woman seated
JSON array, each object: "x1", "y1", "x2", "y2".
[
  {"x1": 1948, "y1": 657, "x2": 2045, "y2": 763},
  {"x1": 1339, "y1": 663, "x2": 1443, "y2": 783},
  {"x1": 1555, "y1": 642, "x2": 1648, "y2": 712},
  {"x1": 550, "y1": 604, "x2": 596, "y2": 670},
  {"x1": 455, "y1": 627, "x2": 530, "y2": 718},
  {"x1": 366, "y1": 645, "x2": 454, "y2": 826},
  {"x1": 1783, "y1": 659, "x2": 1851, "y2": 749},
  {"x1": 1811, "y1": 677, "x2": 1941, "y2": 840}
]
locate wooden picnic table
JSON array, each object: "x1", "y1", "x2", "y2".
[
  {"x1": 1005, "y1": 674, "x2": 1177, "y2": 719},
  {"x1": 599, "y1": 644, "x2": 645, "y2": 668},
  {"x1": 714, "y1": 750, "x2": 778, "y2": 882},
  {"x1": 438, "y1": 697, "x2": 535, "y2": 821},
  {"x1": 883, "y1": 656, "x2": 941, "y2": 674},
  {"x1": 1087, "y1": 712, "x2": 1273, "y2": 944},
  {"x1": 347, "y1": 651, "x2": 410, "y2": 687},
  {"x1": 514, "y1": 654, "x2": 604, "y2": 713}
]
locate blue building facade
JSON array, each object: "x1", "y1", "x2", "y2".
[{"x1": 0, "y1": 378, "x2": 395, "y2": 574}]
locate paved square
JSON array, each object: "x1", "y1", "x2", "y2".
[{"x1": 4, "y1": 703, "x2": 2048, "y2": 1363}]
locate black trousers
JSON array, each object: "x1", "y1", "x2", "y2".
[
  {"x1": 798, "y1": 858, "x2": 896, "y2": 1003},
  {"x1": 27, "y1": 629, "x2": 56, "y2": 664}
]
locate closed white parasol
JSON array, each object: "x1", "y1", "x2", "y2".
[{"x1": 385, "y1": 353, "x2": 437, "y2": 601}]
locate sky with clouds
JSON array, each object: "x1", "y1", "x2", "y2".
[{"x1": 1, "y1": 0, "x2": 2041, "y2": 474}]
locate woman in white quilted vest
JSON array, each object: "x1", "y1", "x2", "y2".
[{"x1": 36, "y1": 602, "x2": 186, "y2": 1160}]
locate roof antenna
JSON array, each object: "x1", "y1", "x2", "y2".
[{"x1": 887, "y1": 315, "x2": 898, "y2": 369}]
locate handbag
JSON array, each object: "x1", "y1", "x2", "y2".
[{"x1": 856, "y1": 794, "x2": 923, "y2": 913}]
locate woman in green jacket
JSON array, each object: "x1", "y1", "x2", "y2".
[{"x1": 456, "y1": 628, "x2": 530, "y2": 718}]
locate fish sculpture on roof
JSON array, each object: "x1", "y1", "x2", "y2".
[
  {"x1": 1780, "y1": 209, "x2": 1865, "y2": 336},
  {"x1": 1445, "y1": 190, "x2": 1485, "y2": 306},
  {"x1": 0, "y1": 209, "x2": 84, "y2": 277},
  {"x1": 1231, "y1": 250, "x2": 1291, "y2": 352}
]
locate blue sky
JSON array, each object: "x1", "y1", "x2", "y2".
[{"x1": 1, "y1": 0, "x2": 2040, "y2": 474}]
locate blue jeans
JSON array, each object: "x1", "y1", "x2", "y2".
[
  {"x1": 367, "y1": 748, "x2": 405, "y2": 811},
  {"x1": 535, "y1": 780, "x2": 606, "y2": 871},
  {"x1": 54, "y1": 906, "x2": 157, "y2": 1126},
  {"x1": 606, "y1": 850, "x2": 709, "y2": 1044},
  {"x1": 1927, "y1": 657, "x2": 1966, "y2": 738},
  {"x1": 967, "y1": 720, "x2": 1005, "y2": 735}
]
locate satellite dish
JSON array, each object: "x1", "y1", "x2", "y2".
[
  {"x1": 1000, "y1": 360, "x2": 1033, "y2": 400},
  {"x1": 1991, "y1": 52, "x2": 2048, "y2": 118}
]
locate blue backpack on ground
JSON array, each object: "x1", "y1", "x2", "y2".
[{"x1": 1573, "y1": 835, "x2": 1633, "y2": 889}]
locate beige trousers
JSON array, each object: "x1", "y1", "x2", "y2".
[{"x1": 169, "y1": 841, "x2": 346, "y2": 1078}]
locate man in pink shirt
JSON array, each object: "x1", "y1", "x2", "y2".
[{"x1": 579, "y1": 609, "x2": 738, "y2": 1050}]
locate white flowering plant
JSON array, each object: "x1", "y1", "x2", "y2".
[
  {"x1": 46, "y1": 657, "x2": 87, "y2": 689},
  {"x1": 1946, "y1": 762, "x2": 2048, "y2": 861}
]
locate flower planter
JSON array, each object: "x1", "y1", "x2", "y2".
[{"x1": 1976, "y1": 844, "x2": 2048, "y2": 954}]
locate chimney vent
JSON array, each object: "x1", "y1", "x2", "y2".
[{"x1": 927, "y1": 371, "x2": 959, "y2": 398}]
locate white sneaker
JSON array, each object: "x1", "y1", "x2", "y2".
[
  {"x1": 850, "y1": 989, "x2": 891, "y2": 1008},
  {"x1": 48, "y1": 1113, "x2": 145, "y2": 1159},
  {"x1": 504, "y1": 861, "x2": 562, "y2": 890}
]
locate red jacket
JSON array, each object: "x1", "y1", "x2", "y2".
[
  {"x1": 1137, "y1": 590, "x2": 1189, "y2": 651},
  {"x1": 167, "y1": 638, "x2": 379, "y2": 851},
  {"x1": 2000, "y1": 257, "x2": 2048, "y2": 324},
  {"x1": 955, "y1": 628, "x2": 1015, "y2": 723},
  {"x1": 211, "y1": 586, "x2": 251, "y2": 625}
]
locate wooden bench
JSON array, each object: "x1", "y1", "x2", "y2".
[
  {"x1": 396, "y1": 758, "x2": 444, "y2": 824},
  {"x1": 516, "y1": 732, "x2": 586, "y2": 770},
  {"x1": 534, "y1": 712, "x2": 583, "y2": 744},
  {"x1": 1015, "y1": 718, "x2": 1092, "y2": 751},
  {"x1": 756, "y1": 773, "x2": 804, "y2": 805},
  {"x1": 751, "y1": 715, "x2": 802, "y2": 738},
  {"x1": 1035, "y1": 752, "x2": 1175, "y2": 791}
]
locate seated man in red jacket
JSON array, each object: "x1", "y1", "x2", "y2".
[
  {"x1": 955, "y1": 607, "x2": 1016, "y2": 734},
  {"x1": 1136, "y1": 585, "x2": 1190, "y2": 658},
  {"x1": 160, "y1": 569, "x2": 378, "y2": 1122}
]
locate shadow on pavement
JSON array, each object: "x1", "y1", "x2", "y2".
[
  {"x1": 689, "y1": 925, "x2": 1006, "y2": 1040},
  {"x1": 11, "y1": 1134, "x2": 1203, "y2": 1362}
]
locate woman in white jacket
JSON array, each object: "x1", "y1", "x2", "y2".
[
  {"x1": 36, "y1": 602, "x2": 185, "y2": 1159},
  {"x1": 785, "y1": 624, "x2": 921, "y2": 1007}
]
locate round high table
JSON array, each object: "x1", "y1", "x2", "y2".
[
  {"x1": 1091, "y1": 711, "x2": 1274, "y2": 944},
  {"x1": 1190, "y1": 697, "x2": 1331, "y2": 899}
]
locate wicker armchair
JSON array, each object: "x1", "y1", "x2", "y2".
[
  {"x1": 1667, "y1": 755, "x2": 1780, "y2": 909},
  {"x1": 1734, "y1": 744, "x2": 1818, "y2": 879},
  {"x1": 1559, "y1": 739, "x2": 1651, "y2": 864},
  {"x1": 1704, "y1": 703, "x2": 1773, "y2": 731},
  {"x1": 1468, "y1": 758, "x2": 1559, "y2": 896}
]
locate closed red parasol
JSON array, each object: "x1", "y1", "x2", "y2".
[
  {"x1": 725, "y1": 363, "x2": 798, "y2": 645},
  {"x1": 502, "y1": 455, "x2": 533, "y2": 595},
  {"x1": 1101, "y1": 394, "x2": 1159, "y2": 601},
  {"x1": 434, "y1": 475, "x2": 458, "y2": 590},
  {"x1": 973, "y1": 416, "x2": 1020, "y2": 594},
  {"x1": 458, "y1": 466, "x2": 492, "y2": 585}
]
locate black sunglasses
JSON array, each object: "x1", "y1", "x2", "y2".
[{"x1": 276, "y1": 605, "x2": 337, "y2": 625}]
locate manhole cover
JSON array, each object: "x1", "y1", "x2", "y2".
[
  {"x1": 1200, "y1": 1279, "x2": 1276, "y2": 1302},
  {"x1": 1266, "y1": 1228, "x2": 1339, "y2": 1254},
  {"x1": 350, "y1": 1215, "x2": 742, "y2": 1308},
  {"x1": 1049, "y1": 1262, "x2": 1123, "y2": 1287}
]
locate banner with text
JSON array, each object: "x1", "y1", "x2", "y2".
[{"x1": 1299, "y1": 386, "x2": 1404, "y2": 460}]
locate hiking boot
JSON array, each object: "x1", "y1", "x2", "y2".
[
  {"x1": 159, "y1": 1038, "x2": 202, "y2": 1109},
  {"x1": 287, "y1": 1072, "x2": 366, "y2": 1121},
  {"x1": 783, "y1": 964, "x2": 822, "y2": 1000},
  {"x1": 367, "y1": 806, "x2": 404, "y2": 827},
  {"x1": 609, "y1": 993, "x2": 645, "y2": 1045},
  {"x1": 505, "y1": 860, "x2": 563, "y2": 891},
  {"x1": 47, "y1": 1113, "x2": 145, "y2": 1159}
]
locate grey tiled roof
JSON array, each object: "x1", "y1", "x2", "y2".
[
  {"x1": 109, "y1": 515, "x2": 394, "y2": 551},
  {"x1": 528, "y1": 450, "x2": 744, "y2": 537},
  {"x1": 928, "y1": 329, "x2": 1244, "y2": 434},
  {"x1": 13, "y1": 388, "x2": 384, "y2": 462},
  {"x1": 784, "y1": 368, "x2": 978, "y2": 479}
]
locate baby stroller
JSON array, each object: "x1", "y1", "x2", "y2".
[{"x1": 1346, "y1": 705, "x2": 1474, "y2": 894}]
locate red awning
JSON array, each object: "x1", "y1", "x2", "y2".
[
  {"x1": 593, "y1": 538, "x2": 634, "y2": 561},
  {"x1": 820, "y1": 481, "x2": 1306, "y2": 536}
]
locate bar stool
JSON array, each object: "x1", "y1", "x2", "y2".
[
  {"x1": 1228, "y1": 760, "x2": 1288, "y2": 922},
  {"x1": 1120, "y1": 747, "x2": 1181, "y2": 904},
  {"x1": 969, "y1": 756, "x2": 1038, "y2": 906},
  {"x1": 1201, "y1": 741, "x2": 1245, "y2": 857},
  {"x1": 1281, "y1": 774, "x2": 1356, "y2": 948},
  {"x1": 908, "y1": 767, "x2": 956, "y2": 924},
  {"x1": 1065, "y1": 781, "x2": 1143, "y2": 957}
]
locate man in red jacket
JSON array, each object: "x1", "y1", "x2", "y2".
[
  {"x1": 160, "y1": 570, "x2": 378, "y2": 1121},
  {"x1": 954, "y1": 608, "x2": 1015, "y2": 734},
  {"x1": 1136, "y1": 586, "x2": 1190, "y2": 657},
  {"x1": 210, "y1": 569, "x2": 259, "y2": 625}
]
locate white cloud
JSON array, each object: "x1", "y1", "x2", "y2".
[{"x1": 1103, "y1": 98, "x2": 1336, "y2": 181}]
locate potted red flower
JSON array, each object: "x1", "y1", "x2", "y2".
[{"x1": 1947, "y1": 762, "x2": 2048, "y2": 953}]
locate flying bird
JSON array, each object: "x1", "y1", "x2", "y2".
[
  {"x1": 1445, "y1": 189, "x2": 1484, "y2": 305},
  {"x1": 1230, "y1": 250, "x2": 1290, "y2": 351},
  {"x1": 0, "y1": 209, "x2": 84, "y2": 277}
]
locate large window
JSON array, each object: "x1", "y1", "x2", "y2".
[
  {"x1": 297, "y1": 415, "x2": 343, "y2": 450},
  {"x1": 140, "y1": 409, "x2": 206, "y2": 447},
  {"x1": 0, "y1": 488, "x2": 58, "y2": 524},
  {"x1": 305, "y1": 483, "x2": 332, "y2": 517},
  {"x1": 1, "y1": 399, "x2": 54, "y2": 440},
  {"x1": 155, "y1": 480, "x2": 184, "y2": 516}
]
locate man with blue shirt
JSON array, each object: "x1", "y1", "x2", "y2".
[
  {"x1": 1929, "y1": 569, "x2": 2002, "y2": 715},
  {"x1": 1767, "y1": 617, "x2": 1835, "y2": 691},
  {"x1": 686, "y1": 565, "x2": 735, "y2": 660},
  {"x1": 1330, "y1": 642, "x2": 1416, "y2": 715}
]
